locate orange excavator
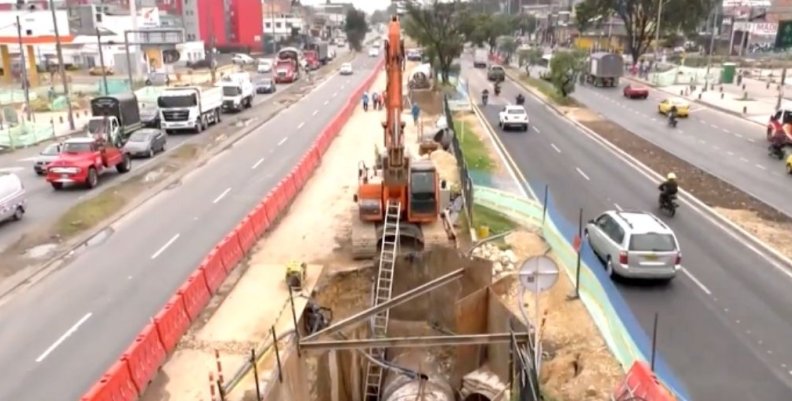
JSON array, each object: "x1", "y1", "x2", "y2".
[{"x1": 351, "y1": 15, "x2": 445, "y2": 259}]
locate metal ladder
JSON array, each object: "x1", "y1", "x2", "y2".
[{"x1": 364, "y1": 200, "x2": 401, "y2": 401}]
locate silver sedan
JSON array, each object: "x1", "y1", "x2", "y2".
[{"x1": 123, "y1": 128, "x2": 167, "y2": 158}]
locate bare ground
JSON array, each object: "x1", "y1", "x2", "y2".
[
  {"x1": 513, "y1": 69, "x2": 792, "y2": 262},
  {"x1": 497, "y1": 231, "x2": 622, "y2": 401}
]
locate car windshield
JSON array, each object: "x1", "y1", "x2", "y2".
[
  {"x1": 158, "y1": 94, "x2": 197, "y2": 108},
  {"x1": 63, "y1": 142, "x2": 93, "y2": 153},
  {"x1": 491, "y1": 66, "x2": 504, "y2": 72},
  {"x1": 87, "y1": 119, "x2": 108, "y2": 135},
  {"x1": 410, "y1": 171, "x2": 435, "y2": 193},
  {"x1": 41, "y1": 144, "x2": 60, "y2": 156},
  {"x1": 508, "y1": 109, "x2": 525, "y2": 115},
  {"x1": 129, "y1": 131, "x2": 153, "y2": 142},
  {"x1": 258, "y1": 79, "x2": 272, "y2": 85},
  {"x1": 223, "y1": 86, "x2": 242, "y2": 96},
  {"x1": 629, "y1": 233, "x2": 677, "y2": 252}
]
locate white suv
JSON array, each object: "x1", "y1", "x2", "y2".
[
  {"x1": 498, "y1": 105, "x2": 529, "y2": 131},
  {"x1": 340, "y1": 63, "x2": 353, "y2": 75},
  {"x1": 585, "y1": 210, "x2": 681, "y2": 282}
]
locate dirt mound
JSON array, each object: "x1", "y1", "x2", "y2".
[{"x1": 430, "y1": 149, "x2": 461, "y2": 190}]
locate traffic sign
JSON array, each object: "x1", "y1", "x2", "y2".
[
  {"x1": 775, "y1": 20, "x2": 792, "y2": 49},
  {"x1": 518, "y1": 256, "x2": 560, "y2": 293}
]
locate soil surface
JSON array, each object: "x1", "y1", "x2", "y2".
[{"x1": 497, "y1": 231, "x2": 622, "y2": 401}]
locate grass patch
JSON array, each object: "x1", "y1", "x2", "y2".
[
  {"x1": 473, "y1": 203, "x2": 516, "y2": 235},
  {"x1": 55, "y1": 190, "x2": 127, "y2": 238},
  {"x1": 454, "y1": 120, "x2": 495, "y2": 172},
  {"x1": 521, "y1": 76, "x2": 579, "y2": 107}
]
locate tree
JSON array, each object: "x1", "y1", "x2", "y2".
[
  {"x1": 498, "y1": 36, "x2": 517, "y2": 64},
  {"x1": 401, "y1": 0, "x2": 468, "y2": 83},
  {"x1": 573, "y1": 0, "x2": 713, "y2": 62},
  {"x1": 549, "y1": 51, "x2": 582, "y2": 97},
  {"x1": 344, "y1": 8, "x2": 368, "y2": 52}
]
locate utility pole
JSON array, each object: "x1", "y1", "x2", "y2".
[
  {"x1": 704, "y1": 9, "x2": 718, "y2": 91},
  {"x1": 96, "y1": 27, "x2": 109, "y2": 94},
  {"x1": 16, "y1": 16, "x2": 32, "y2": 122},
  {"x1": 270, "y1": 0, "x2": 277, "y2": 53},
  {"x1": 49, "y1": 0, "x2": 75, "y2": 130},
  {"x1": 207, "y1": 14, "x2": 216, "y2": 83},
  {"x1": 129, "y1": 0, "x2": 140, "y2": 80},
  {"x1": 777, "y1": 67, "x2": 787, "y2": 110},
  {"x1": 653, "y1": 0, "x2": 664, "y2": 62}
]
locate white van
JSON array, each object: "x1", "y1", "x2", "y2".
[{"x1": 0, "y1": 172, "x2": 26, "y2": 222}]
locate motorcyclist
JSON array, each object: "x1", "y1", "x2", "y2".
[
  {"x1": 668, "y1": 105, "x2": 678, "y2": 125},
  {"x1": 769, "y1": 129, "x2": 786, "y2": 157},
  {"x1": 481, "y1": 89, "x2": 489, "y2": 105},
  {"x1": 658, "y1": 173, "x2": 679, "y2": 207},
  {"x1": 494, "y1": 81, "x2": 501, "y2": 96},
  {"x1": 516, "y1": 93, "x2": 525, "y2": 105}
]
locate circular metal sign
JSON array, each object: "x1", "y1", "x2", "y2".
[{"x1": 518, "y1": 255, "x2": 560, "y2": 293}]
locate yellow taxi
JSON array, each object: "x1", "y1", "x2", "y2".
[{"x1": 658, "y1": 98, "x2": 690, "y2": 118}]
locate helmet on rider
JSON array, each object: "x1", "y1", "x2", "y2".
[{"x1": 667, "y1": 172, "x2": 677, "y2": 181}]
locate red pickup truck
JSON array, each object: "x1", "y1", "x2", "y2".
[
  {"x1": 46, "y1": 136, "x2": 131, "y2": 189},
  {"x1": 623, "y1": 84, "x2": 649, "y2": 99}
]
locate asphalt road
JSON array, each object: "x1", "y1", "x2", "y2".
[
  {"x1": 571, "y1": 79, "x2": 792, "y2": 217},
  {"x1": 0, "y1": 56, "x2": 346, "y2": 251},
  {"x1": 466, "y1": 62, "x2": 792, "y2": 400},
  {"x1": 0, "y1": 53, "x2": 380, "y2": 401}
]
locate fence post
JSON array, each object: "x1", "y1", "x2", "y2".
[
  {"x1": 272, "y1": 325, "x2": 284, "y2": 383},
  {"x1": 288, "y1": 286, "x2": 301, "y2": 357},
  {"x1": 541, "y1": 185, "x2": 549, "y2": 226},
  {"x1": 217, "y1": 380, "x2": 226, "y2": 401},
  {"x1": 251, "y1": 349, "x2": 262, "y2": 400},
  {"x1": 568, "y1": 208, "x2": 583, "y2": 300}
]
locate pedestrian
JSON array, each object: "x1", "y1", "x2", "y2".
[
  {"x1": 372, "y1": 91, "x2": 380, "y2": 110},
  {"x1": 362, "y1": 91, "x2": 369, "y2": 112},
  {"x1": 411, "y1": 103, "x2": 420, "y2": 126}
]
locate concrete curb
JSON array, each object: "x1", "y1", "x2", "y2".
[
  {"x1": 506, "y1": 69, "x2": 792, "y2": 273},
  {"x1": 0, "y1": 53, "x2": 357, "y2": 303},
  {"x1": 622, "y1": 75, "x2": 766, "y2": 127}
]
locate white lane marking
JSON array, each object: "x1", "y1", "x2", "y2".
[
  {"x1": 324, "y1": 100, "x2": 329, "y2": 105},
  {"x1": 0, "y1": 166, "x2": 25, "y2": 173},
  {"x1": 710, "y1": 124, "x2": 718, "y2": 129},
  {"x1": 297, "y1": 122, "x2": 305, "y2": 129},
  {"x1": 332, "y1": 91, "x2": 338, "y2": 97},
  {"x1": 277, "y1": 137, "x2": 288, "y2": 146},
  {"x1": 213, "y1": 187, "x2": 231, "y2": 204},
  {"x1": 735, "y1": 133, "x2": 744, "y2": 139},
  {"x1": 681, "y1": 267, "x2": 712, "y2": 295},
  {"x1": 698, "y1": 139, "x2": 707, "y2": 144},
  {"x1": 312, "y1": 110, "x2": 318, "y2": 116},
  {"x1": 748, "y1": 138, "x2": 756, "y2": 143},
  {"x1": 575, "y1": 167, "x2": 590, "y2": 181},
  {"x1": 756, "y1": 164, "x2": 767, "y2": 170},
  {"x1": 551, "y1": 143, "x2": 561, "y2": 153},
  {"x1": 533, "y1": 126, "x2": 541, "y2": 133},
  {"x1": 614, "y1": 203, "x2": 623, "y2": 211},
  {"x1": 723, "y1": 129, "x2": 731, "y2": 134},
  {"x1": 151, "y1": 233, "x2": 181, "y2": 259},
  {"x1": 740, "y1": 157, "x2": 749, "y2": 162},
  {"x1": 251, "y1": 157, "x2": 264, "y2": 169},
  {"x1": 36, "y1": 312, "x2": 93, "y2": 362}
]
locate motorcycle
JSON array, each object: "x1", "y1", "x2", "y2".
[
  {"x1": 516, "y1": 95, "x2": 525, "y2": 105},
  {"x1": 668, "y1": 114, "x2": 678, "y2": 128},
  {"x1": 494, "y1": 84, "x2": 501, "y2": 96},
  {"x1": 482, "y1": 92, "x2": 489, "y2": 106},
  {"x1": 659, "y1": 193, "x2": 679, "y2": 217},
  {"x1": 769, "y1": 144, "x2": 785, "y2": 160}
]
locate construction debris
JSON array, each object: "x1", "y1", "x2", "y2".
[
  {"x1": 470, "y1": 243, "x2": 519, "y2": 280},
  {"x1": 460, "y1": 368, "x2": 509, "y2": 401}
]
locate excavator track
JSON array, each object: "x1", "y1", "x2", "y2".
[{"x1": 350, "y1": 208, "x2": 433, "y2": 260}]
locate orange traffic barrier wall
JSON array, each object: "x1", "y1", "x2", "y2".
[
  {"x1": 236, "y1": 217, "x2": 257, "y2": 253},
  {"x1": 217, "y1": 233, "x2": 244, "y2": 272},
  {"x1": 122, "y1": 324, "x2": 167, "y2": 394},
  {"x1": 80, "y1": 57, "x2": 385, "y2": 401},
  {"x1": 153, "y1": 296, "x2": 191, "y2": 353},
  {"x1": 201, "y1": 249, "x2": 228, "y2": 293},
  {"x1": 178, "y1": 270, "x2": 211, "y2": 321},
  {"x1": 80, "y1": 360, "x2": 138, "y2": 401},
  {"x1": 613, "y1": 361, "x2": 676, "y2": 401}
]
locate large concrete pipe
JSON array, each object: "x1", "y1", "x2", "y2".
[{"x1": 381, "y1": 352, "x2": 455, "y2": 401}]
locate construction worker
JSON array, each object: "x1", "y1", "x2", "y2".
[{"x1": 362, "y1": 91, "x2": 369, "y2": 111}]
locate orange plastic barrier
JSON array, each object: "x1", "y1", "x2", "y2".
[
  {"x1": 283, "y1": 174, "x2": 297, "y2": 204},
  {"x1": 122, "y1": 324, "x2": 167, "y2": 394},
  {"x1": 236, "y1": 217, "x2": 257, "y2": 253},
  {"x1": 248, "y1": 202, "x2": 270, "y2": 237},
  {"x1": 270, "y1": 182, "x2": 286, "y2": 217},
  {"x1": 201, "y1": 249, "x2": 227, "y2": 293},
  {"x1": 178, "y1": 270, "x2": 211, "y2": 321},
  {"x1": 217, "y1": 232, "x2": 244, "y2": 272},
  {"x1": 261, "y1": 192, "x2": 279, "y2": 225},
  {"x1": 613, "y1": 361, "x2": 676, "y2": 401},
  {"x1": 153, "y1": 295, "x2": 192, "y2": 353},
  {"x1": 80, "y1": 360, "x2": 138, "y2": 401}
]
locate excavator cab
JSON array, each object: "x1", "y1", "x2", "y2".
[{"x1": 407, "y1": 160, "x2": 439, "y2": 222}]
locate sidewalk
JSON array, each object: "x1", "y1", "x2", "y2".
[{"x1": 0, "y1": 110, "x2": 90, "y2": 155}]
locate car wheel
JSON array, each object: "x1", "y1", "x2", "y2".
[
  {"x1": 523, "y1": 124, "x2": 529, "y2": 132},
  {"x1": 786, "y1": 163, "x2": 792, "y2": 175},
  {"x1": 117, "y1": 154, "x2": 131, "y2": 173},
  {"x1": 12, "y1": 206, "x2": 24, "y2": 221},
  {"x1": 86, "y1": 167, "x2": 98, "y2": 188},
  {"x1": 215, "y1": 109, "x2": 221, "y2": 123},
  {"x1": 51, "y1": 182, "x2": 63, "y2": 190},
  {"x1": 606, "y1": 257, "x2": 616, "y2": 278},
  {"x1": 148, "y1": 149, "x2": 154, "y2": 158}
]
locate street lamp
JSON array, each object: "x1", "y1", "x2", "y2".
[
  {"x1": 48, "y1": 0, "x2": 75, "y2": 130},
  {"x1": 653, "y1": 0, "x2": 668, "y2": 63}
]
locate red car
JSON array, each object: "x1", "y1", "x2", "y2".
[
  {"x1": 623, "y1": 84, "x2": 649, "y2": 99},
  {"x1": 46, "y1": 136, "x2": 131, "y2": 189}
]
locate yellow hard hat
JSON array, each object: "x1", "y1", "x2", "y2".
[{"x1": 667, "y1": 172, "x2": 677, "y2": 180}]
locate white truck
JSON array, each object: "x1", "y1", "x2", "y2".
[
  {"x1": 219, "y1": 72, "x2": 255, "y2": 113},
  {"x1": 473, "y1": 48, "x2": 488, "y2": 69},
  {"x1": 158, "y1": 86, "x2": 223, "y2": 133}
]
